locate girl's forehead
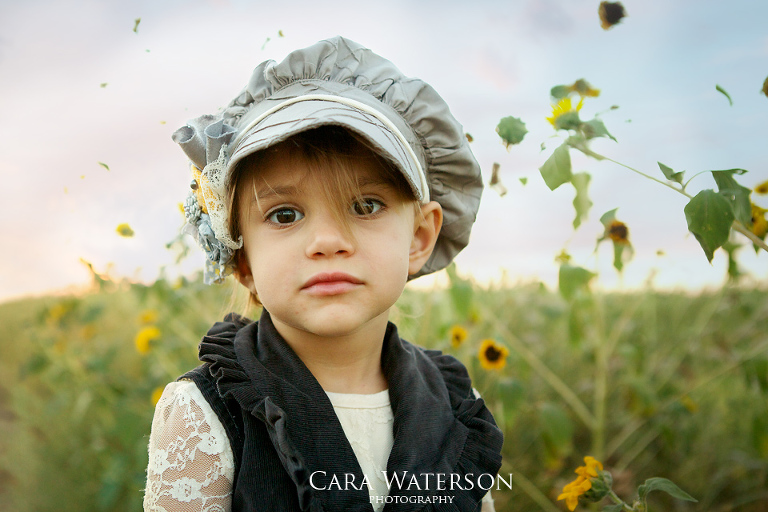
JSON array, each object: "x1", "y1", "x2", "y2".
[{"x1": 248, "y1": 149, "x2": 399, "y2": 194}]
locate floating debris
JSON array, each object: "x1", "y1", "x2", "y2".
[
  {"x1": 116, "y1": 223, "x2": 135, "y2": 237},
  {"x1": 598, "y1": 1, "x2": 626, "y2": 30}
]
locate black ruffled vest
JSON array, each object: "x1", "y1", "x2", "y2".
[{"x1": 181, "y1": 310, "x2": 503, "y2": 512}]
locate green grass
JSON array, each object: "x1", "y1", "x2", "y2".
[{"x1": 0, "y1": 272, "x2": 766, "y2": 511}]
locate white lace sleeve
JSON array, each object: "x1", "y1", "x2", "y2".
[{"x1": 144, "y1": 380, "x2": 235, "y2": 512}]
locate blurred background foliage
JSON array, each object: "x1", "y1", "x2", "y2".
[{"x1": 0, "y1": 266, "x2": 766, "y2": 511}]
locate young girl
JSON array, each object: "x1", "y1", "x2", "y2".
[{"x1": 144, "y1": 36, "x2": 503, "y2": 512}]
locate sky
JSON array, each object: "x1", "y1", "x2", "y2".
[{"x1": 1, "y1": 0, "x2": 767, "y2": 303}]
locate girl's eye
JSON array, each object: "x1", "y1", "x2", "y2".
[
  {"x1": 351, "y1": 198, "x2": 384, "y2": 216},
  {"x1": 267, "y1": 208, "x2": 304, "y2": 225}
]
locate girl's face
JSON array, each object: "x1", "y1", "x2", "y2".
[{"x1": 235, "y1": 148, "x2": 441, "y2": 342}]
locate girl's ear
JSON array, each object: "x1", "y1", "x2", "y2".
[
  {"x1": 234, "y1": 251, "x2": 257, "y2": 294},
  {"x1": 409, "y1": 201, "x2": 443, "y2": 276}
]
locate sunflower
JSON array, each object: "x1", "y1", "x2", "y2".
[
  {"x1": 558, "y1": 477, "x2": 592, "y2": 511},
  {"x1": 557, "y1": 456, "x2": 606, "y2": 511},
  {"x1": 570, "y1": 79, "x2": 600, "y2": 98},
  {"x1": 478, "y1": 339, "x2": 509, "y2": 370},
  {"x1": 449, "y1": 325, "x2": 469, "y2": 348},
  {"x1": 135, "y1": 326, "x2": 161, "y2": 355},
  {"x1": 754, "y1": 179, "x2": 768, "y2": 195},
  {"x1": 546, "y1": 97, "x2": 584, "y2": 131},
  {"x1": 151, "y1": 386, "x2": 165, "y2": 406},
  {"x1": 751, "y1": 203, "x2": 768, "y2": 239},
  {"x1": 607, "y1": 220, "x2": 630, "y2": 244}
]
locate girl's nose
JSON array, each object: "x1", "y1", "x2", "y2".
[{"x1": 304, "y1": 215, "x2": 355, "y2": 258}]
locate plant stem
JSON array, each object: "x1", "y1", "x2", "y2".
[
  {"x1": 573, "y1": 146, "x2": 768, "y2": 254},
  {"x1": 592, "y1": 295, "x2": 608, "y2": 460},
  {"x1": 733, "y1": 220, "x2": 768, "y2": 252},
  {"x1": 590, "y1": 151, "x2": 692, "y2": 198},
  {"x1": 510, "y1": 471, "x2": 562, "y2": 512},
  {"x1": 491, "y1": 316, "x2": 596, "y2": 429},
  {"x1": 608, "y1": 490, "x2": 634, "y2": 511}
]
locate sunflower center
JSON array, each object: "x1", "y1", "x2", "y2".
[
  {"x1": 484, "y1": 345, "x2": 502, "y2": 362},
  {"x1": 608, "y1": 221, "x2": 629, "y2": 243}
]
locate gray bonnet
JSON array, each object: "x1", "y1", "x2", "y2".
[{"x1": 173, "y1": 36, "x2": 482, "y2": 284}]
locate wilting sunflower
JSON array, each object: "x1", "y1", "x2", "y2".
[
  {"x1": 478, "y1": 339, "x2": 509, "y2": 370},
  {"x1": 546, "y1": 97, "x2": 584, "y2": 131},
  {"x1": 607, "y1": 220, "x2": 630, "y2": 245},
  {"x1": 570, "y1": 79, "x2": 600, "y2": 98},
  {"x1": 598, "y1": 1, "x2": 626, "y2": 30}
]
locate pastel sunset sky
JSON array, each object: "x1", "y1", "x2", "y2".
[{"x1": 1, "y1": 0, "x2": 767, "y2": 302}]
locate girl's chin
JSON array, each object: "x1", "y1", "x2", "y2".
[{"x1": 269, "y1": 309, "x2": 392, "y2": 341}]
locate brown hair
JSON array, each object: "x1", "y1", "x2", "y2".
[{"x1": 226, "y1": 126, "x2": 418, "y2": 310}]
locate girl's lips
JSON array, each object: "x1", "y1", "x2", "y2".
[{"x1": 301, "y1": 272, "x2": 363, "y2": 295}]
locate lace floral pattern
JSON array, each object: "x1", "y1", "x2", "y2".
[{"x1": 144, "y1": 381, "x2": 235, "y2": 512}]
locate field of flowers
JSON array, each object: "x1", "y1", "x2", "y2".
[{"x1": 0, "y1": 267, "x2": 766, "y2": 511}]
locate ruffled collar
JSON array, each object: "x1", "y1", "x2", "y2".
[{"x1": 200, "y1": 310, "x2": 503, "y2": 511}]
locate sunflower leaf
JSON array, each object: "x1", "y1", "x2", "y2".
[
  {"x1": 550, "y1": 85, "x2": 570, "y2": 100},
  {"x1": 638, "y1": 478, "x2": 697, "y2": 503},
  {"x1": 581, "y1": 119, "x2": 616, "y2": 141},
  {"x1": 599, "y1": 208, "x2": 619, "y2": 228},
  {"x1": 711, "y1": 169, "x2": 752, "y2": 226},
  {"x1": 612, "y1": 241, "x2": 634, "y2": 272},
  {"x1": 684, "y1": 190, "x2": 734, "y2": 262},
  {"x1": 723, "y1": 241, "x2": 743, "y2": 281},
  {"x1": 539, "y1": 143, "x2": 572, "y2": 191},
  {"x1": 559, "y1": 264, "x2": 596, "y2": 300},
  {"x1": 658, "y1": 162, "x2": 684, "y2": 184}
]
